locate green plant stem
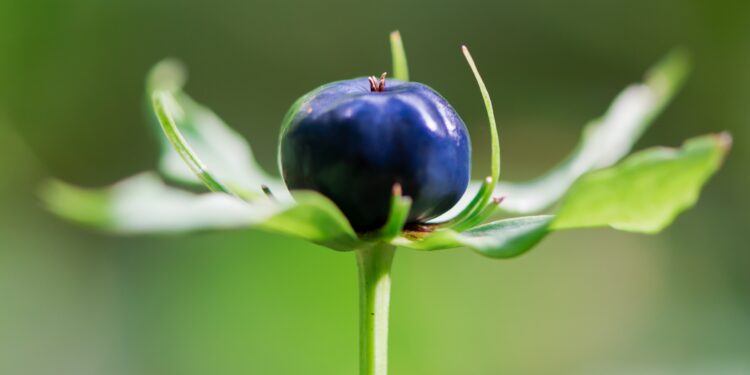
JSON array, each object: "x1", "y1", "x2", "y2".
[{"x1": 356, "y1": 243, "x2": 396, "y2": 375}]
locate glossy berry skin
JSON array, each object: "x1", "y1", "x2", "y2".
[{"x1": 280, "y1": 77, "x2": 471, "y2": 232}]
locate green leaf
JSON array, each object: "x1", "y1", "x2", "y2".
[
  {"x1": 402, "y1": 132, "x2": 729, "y2": 258},
  {"x1": 551, "y1": 133, "x2": 731, "y2": 233},
  {"x1": 445, "y1": 46, "x2": 501, "y2": 227},
  {"x1": 259, "y1": 191, "x2": 362, "y2": 251},
  {"x1": 437, "y1": 49, "x2": 690, "y2": 221},
  {"x1": 41, "y1": 173, "x2": 360, "y2": 251},
  {"x1": 389, "y1": 30, "x2": 410, "y2": 81},
  {"x1": 147, "y1": 60, "x2": 288, "y2": 200},
  {"x1": 497, "y1": 49, "x2": 690, "y2": 214},
  {"x1": 396, "y1": 216, "x2": 553, "y2": 258}
]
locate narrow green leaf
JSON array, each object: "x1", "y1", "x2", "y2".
[
  {"x1": 41, "y1": 173, "x2": 360, "y2": 251},
  {"x1": 464, "y1": 46, "x2": 501, "y2": 186},
  {"x1": 552, "y1": 133, "x2": 731, "y2": 233},
  {"x1": 147, "y1": 60, "x2": 288, "y2": 200},
  {"x1": 152, "y1": 91, "x2": 235, "y2": 195},
  {"x1": 451, "y1": 196, "x2": 503, "y2": 232},
  {"x1": 389, "y1": 30, "x2": 410, "y2": 81},
  {"x1": 445, "y1": 46, "x2": 501, "y2": 227},
  {"x1": 366, "y1": 183, "x2": 413, "y2": 241},
  {"x1": 445, "y1": 176, "x2": 491, "y2": 227},
  {"x1": 437, "y1": 50, "x2": 690, "y2": 221}
]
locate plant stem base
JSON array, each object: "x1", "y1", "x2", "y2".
[{"x1": 356, "y1": 243, "x2": 396, "y2": 375}]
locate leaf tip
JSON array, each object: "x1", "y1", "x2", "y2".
[
  {"x1": 147, "y1": 58, "x2": 187, "y2": 93},
  {"x1": 389, "y1": 30, "x2": 410, "y2": 81},
  {"x1": 715, "y1": 131, "x2": 733, "y2": 152},
  {"x1": 38, "y1": 179, "x2": 111, "y2": 229},
  {"x1": 392, "y1": 182, "x2": 403, "y2": 197},
  {"x1": 647, "y1": 48, "x2": 691, "y2": 96}
]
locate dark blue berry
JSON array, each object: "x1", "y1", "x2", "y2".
[{"x1": 280, "y1": 76, "x2": 471, "y2": 232}]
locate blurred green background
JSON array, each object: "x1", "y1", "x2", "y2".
[{"x1": 1, "y1": 0, "x2": 748, "y2": 374}]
